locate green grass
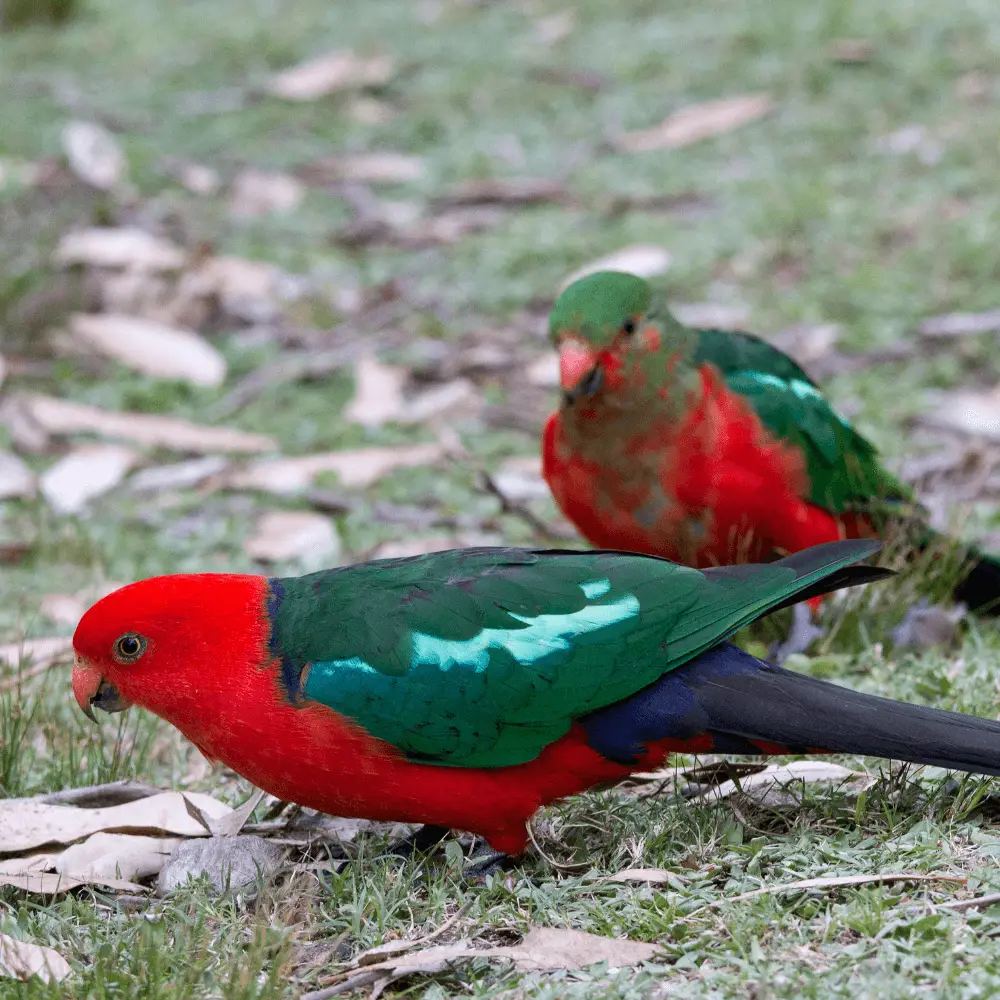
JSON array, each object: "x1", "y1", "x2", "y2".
[{"x1": 4, "y1": 0, "x2": 1000, "y2": 995}]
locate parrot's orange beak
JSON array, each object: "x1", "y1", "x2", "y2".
[
  {"x1": 73, "y1": 656, "x2": 132, "y2": 723},
  {"x1": 558, "y1": 340, "x2": 603, "y2": 404}
]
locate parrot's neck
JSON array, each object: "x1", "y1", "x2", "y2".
[{"x1": 558, "y1": 337, "x2": 701, "y2": 471}]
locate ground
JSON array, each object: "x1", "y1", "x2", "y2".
[{"x1": 3, "y1": 0, "x2": 1000, "y2": 996}]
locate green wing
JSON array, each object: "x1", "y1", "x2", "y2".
[
  {"x1": 268, "y1": 541, "x2": 882, "y2": 768},
  {"x1": 691, "y1": 327, "x2": 818, "y2": 387},
  {"x1": 724, "y1": 370, "x2": 912, "y2": 512}
]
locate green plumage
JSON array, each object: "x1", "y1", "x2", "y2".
[{"x1": 267, "y1": 540, "x2": 884, "y2": 768}]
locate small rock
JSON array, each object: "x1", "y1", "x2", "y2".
[
  {"x1": 156, "y1": 835, "x2": 284, "y2": 899},
  {"x1": 892, "y1": 600, "x2": 965, "y2": 650}
]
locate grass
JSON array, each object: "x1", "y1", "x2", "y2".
[{"x1": 3, "y1": 0, "x2": 1000, "y2": 995}]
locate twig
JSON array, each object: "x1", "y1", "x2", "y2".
[
  {"x1": 303, "y1": 901, "x2": 474, "y2": 999},
  {"x1": 479, "y1": 471, "x2": 576, "y2": 541},
  {"x1": 526, "y1": 820, "x2": 590, "y2": 873},
  {"x1": 691, "y1": 873, "x2": 966, "y2": 914},
  {"x1": 0, "y1": 654, "x2": 73, "y2": 693},
  {"x1": 933, "y1": 891, "x2": 1000, "y2": 913}
]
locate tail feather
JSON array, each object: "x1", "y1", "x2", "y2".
[
  {"x1": 953, "y1": 551, "x2": 1000, "y2": 616},
  {"x1": 582, "y1": 643, "x2": 1000, "y2": 775}
]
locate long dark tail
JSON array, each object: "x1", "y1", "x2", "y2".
[
  {"x1": 952, "y1": 549, "x2": 1000, "y2": 616},
  {"x1": 582, "y1": 643, "x2": 1000, "y2": 775}
]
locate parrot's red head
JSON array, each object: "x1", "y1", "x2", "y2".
[
  {"x1": 72, "y1": 574, "x2": 269, "y2": 730},
  {"x1": 548, "y1": 270, "x2": 657, "y2": 407}
]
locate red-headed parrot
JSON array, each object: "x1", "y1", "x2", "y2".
[{"x1": 73, "y1": 540, "x2": 1000, "y2": 858}]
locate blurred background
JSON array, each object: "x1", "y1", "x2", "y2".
[{"x1": 3, "y1": 0, "x2": 1000, "y2": 991}]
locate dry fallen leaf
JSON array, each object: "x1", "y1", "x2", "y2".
[
  {"x1": 402, "y1": 380, "x2": 478, "y2": 425},
  {"x1": 267, "y1": 50, "x2": 394, "y2": 101},
  {"x1": 229, "y1": 169, "x2": 305, "y2": 218},
  {"x1": 168, "y1": 160, "x2": 222, "y2": 196},
  {"x1": 560, "y1": 245, "x2": 672, "y2": 290},
  {"x1": 128, "y1": 455, "x2": 229, "y2": 493},
  {"x1": 830, "y1": 38, "x2": 875, "y2": 63},
  {"x1": 212, "y1": 789, "x2": 268, "y2": 839},
  {"x1": 617, "y1": 93, "x2": 774, "y2": 153},
  {"x1": 312, "y1": 927, "x2": 658, "y2": 998},
  {"x1": 0, "y1": 636, "x2": 73, "y2": 673},
  {"x1": 0, "y1": 791, "x2": 232, "y2": 855},
  {"x1": 56, "y1": 832, "x2": 181, "y2": 882},
  {"x1": 299, "y1": 153, "x2": 425, "y2": 184},
  {"x1": 526, "y1": 353, "x2": 559, "y2": 388},
  {"x1": 671, "y1": 302, "x2": 751, "y2": 330},
  {"x1": 189, "y1": 255, "x2": 291, "y2": 325},
  {"x1": 344, "y1": 356, "x2": 408, "y2": 427},
  {"x1": 371, "y1": 533, "x2": 502, "y2": 559},
  {"x1": 0, "y1": 451, "x2": 37, "y2": 500},
  {"x1": 62, "y1": 120, "x2": 127, "y2": 190},
  {"x1": 69, "y1": 313, "x2": 227, "y2": 387},
  {"x1": 492, "y1": 456, "x2": 550, "y2": 502},
  {"x1": 245, "y1": 511, "x2": 341, "y2": 569},
  {"x1": 768, "y1": 322, "x2": 841, "y2": 366},
  {"x1": 39, "y1": 594, "x2": 87, "y2": 629},
  {"x1": 0, "y1": 933, "x2": 71, "y2": 983},
  {"x1": 534, "y1": 10, "x2": 575, "y2": 45},
  {"x1": 9, "y1": 393, "x2": 276, "y2": 454},
  {"x1": 40, "y1": 444, "x2": 138, "y2": 515},
  {"x1": 228, "y1": 444, "x2": 443, "y2": 494},
  {"x1": 0, "y1": 867, "x2": 145, "y2": 895},
  {"x1": 918, "y1": 309, "x2": 1000, "y2": 338},
  {"x1": 55, "y1": 227, "x2": 185, "y2": 271},
  {"x1": 606, "y1": 868, "x2": 673, "y2": 885},
  {"x1": 921, "y1": 389, "x2": 1000, "y2": 442},
  {"x1": 693, "y1": 761, "x2": 871, "y2": 804}
]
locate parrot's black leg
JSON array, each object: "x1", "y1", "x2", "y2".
[
  {"x1": 380, "y1": 824, "x2": 451, "y2": 860},
  {"x1": 770, "y1": 603, "x2": 825, "y2": 664}
]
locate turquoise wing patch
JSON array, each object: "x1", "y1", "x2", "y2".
[
  {"x1": 302, "y1": 587, "x2": 643, "y2": 767},
  {"x1": 725, "y1": 370, "x2": 911, "y2": 512}
]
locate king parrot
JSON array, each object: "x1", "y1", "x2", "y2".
[
  {"x1": 74, "y1": 540, "x2": 1000, "y2": 857},
  {"x1": 543, "y1": 270, "x2": 1000, "y2": 616}
]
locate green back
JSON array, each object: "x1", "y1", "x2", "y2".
[
  {"x1": 689, "y1": 322, "x2": 910, "y2": 512},
  {"x1": 722, "y1": 369, "x2": 912, "y2": 512},
  {"x1": 267, "y1": 541, "x2": 881, "y2": 768},
  {"x1": 692, "y1": 327, "x2": 817, "y2": 387}
]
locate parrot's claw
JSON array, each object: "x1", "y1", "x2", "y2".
[
  {"x1": 463, "y1": 845, "x2": 515, "y2": 883},
  {"x1": 770, "y1": 603, "x2": 826, "y2": 665},
  {"x1": 379, "y1": 824, "x2": 451, "y2": 862}
]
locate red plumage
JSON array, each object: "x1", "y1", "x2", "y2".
[{"x1": 544, "y1": 365, "x2": 869, "y2": 569}]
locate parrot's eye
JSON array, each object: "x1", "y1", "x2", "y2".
[
  {"x1": 621, "y1": 318, "x2": 637, "y2": 336},
  {"x1": 112, "y1": 633, "x2": 147, "y2": 665}
]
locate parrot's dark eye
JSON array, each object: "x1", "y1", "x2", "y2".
[
  {"x1": 113, "y1": 633, "x2": 147, "y2": 665},
  {"x1": 621, "y1": 318, "x2": 637, "y2": 336}
]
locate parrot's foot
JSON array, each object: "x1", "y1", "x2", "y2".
[
  {"x1": 770, "y1": 603, "x2": 826, "y2": 665},
  {"x1": 463, "y1": 845, "x2": 515, "y2": 883},
  {"x1": 380, "y1": 824, "x2": 451, "y2": 861}
]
